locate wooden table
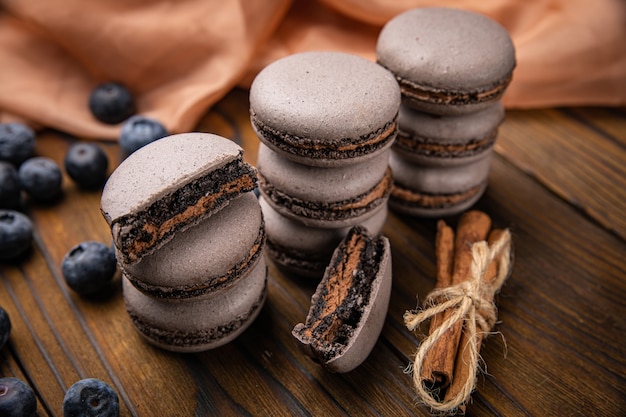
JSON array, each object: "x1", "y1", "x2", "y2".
[{"x1": 1, "y1": 88, "x2": 625, "y2": 416}]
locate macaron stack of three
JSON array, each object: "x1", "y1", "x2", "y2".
[
  {"x1": 101, "y1": 133, "x2": 267, "y2": 352},
  {"x1": 376, "y1": 7, "x2": 516, "y2": 217},
  {"x1": 249, "y1": 51, "x2": 401, "y2": 278}
]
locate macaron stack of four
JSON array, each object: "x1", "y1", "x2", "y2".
[
  {"x1": 376, "y1": 7, "x2": 516, "y2": 217},
  {"x1": 249, "y1": 51, "x2": 401, "y2": 278},
  {"x1": 101, "y1": 133, "x2": 267, "y2": 352}
]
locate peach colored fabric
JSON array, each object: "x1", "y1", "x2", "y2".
[{"x1": 0, "y1": 0, "x2": 624, "y2": 140}]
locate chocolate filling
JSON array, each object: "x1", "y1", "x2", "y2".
[
  {"x1": 395, "y1": 129, "x2": 497, "y2": 158},
  {"x1": 111, "y1": 157, "x2": 257, "y2": 264},
  {"x1": 293, "y1": 226, "x2": 385, "y2": 362},
  {"x1": 259, "y1": 168, "x2": 392, "y2": 222},
  {"x1": 377, "y1": 61, "x2": 512, "y2": 106},
  {"x1": 127, "y1": 278, "x2": 267, "y2": 349},
  {"x1": 124, "y1": 223, "x2": 266, "y2": 299},
  {"x1": 250, "y1": 112, "x2": 397, "y2": 161},
  {"x1": 391, "y1": 182, "x2": 484, "y2": 209}
]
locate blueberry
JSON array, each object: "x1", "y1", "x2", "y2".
[
  {"x1": 0, "y1": 123, "x2": 36, "y2": 165},
  {"x1": 64, "y1": 143, "x2": 109, "y2": 189},
  {"x1": 119, "y1": 115, "x2": 168, "y2": 156},
  {"x1": 88, "y1": 82, "x2": 135, "y2": 125},
  {"x1": 0, "y1": 306, "x2": 10, "y2": 349},
  {"x1": 61, "y1": 241, "x2": 117, "y2": 296},
  {"x1": 0, "y1": 162, "x2": 21, "y2": 209},
  {"x1": 18, "y1": 156, "x2": 63, "y2": 201},
  {"x1": 0, "y1": 377, "x2": 37, "y2": 417},
  {"x1": 63, "y1": 378, "x2": 119, "y2": 417},
  {"x1": 0, "y1": 210, "x2": 33, "y2": 261}
]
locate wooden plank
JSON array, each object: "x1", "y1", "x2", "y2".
[{"x1": 496, "y1": 108, "x2": 626, "y2": 240}]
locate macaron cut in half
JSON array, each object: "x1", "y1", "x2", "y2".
[
  {"x1": 249, "y1": 51, "x2": 401, "y2": 167},
  {"x1": 376, "y1": 7, "x2": 516, "y2": 115},
  {"x1": 292, "y1": 226, "x2": 392, "y2": 373},
  {"x1": 101, "y1": 133, "x2": 257, "y2": 265}
]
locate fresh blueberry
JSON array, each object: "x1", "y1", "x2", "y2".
[
  {"x1": 0, "y1": 162, "x2": 21, "y2": 209},
  {"x1": 88, "y1": 82, "x2": 135, "y2": 125},
  {"x1": 0, "y1": 306, "x2": 10, "y2": 349},
  {"x1": 0, "y1": 210, "x2": 33, "y2": 261},
  {"x1": 63, "y1": 378, "x2": 119, "y2": 417},
  {"x1": 18, "y1": 156, "x2": 63, "y2": 201},
  {"x1": 0, "y1": 377, "x2": 37, "y2": 417},
  {"x1": 61, "y1": 241, "x2": 117, "y2": 296},
  {"x1": 64, "y1": 143, "x2": 109, "y2": 189},
  {"x1": 119, "y1": 115, "x2": 168, "y2": 157},
  {"x1": 0, "y1": 123, "x2": 36, "y2": 165}
]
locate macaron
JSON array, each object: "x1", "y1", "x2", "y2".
[
  {"x1": 395, "y1": 102, "x2": 505, "y2": 163},
  {"x1": 292, "y1": 226, "x2": 392, "y2": 373},
  {"x1": 388, "y1": 147, "x2": 493, "y2": 217},
  {"x1": 123, "y1": 255, "x2": 267, "y2": 353},
  {"x1": 376, "y1": 7, "x2": 516, "y2": 115},
  {"x1": 120, "y1": 192, "x2": 265, "y2": 299},
  {"x1": 101, "y1": 133, "x2": 257, "y2": 265},
  {"x1": 249, "y1": 51, "x2": 401, "y2": 167},
  {"x1": 260, "y1": 196, "x2": 388, "y2": 278},
  {"x1": 256, "y1": 143, "x2": 392, "y2": 227}
]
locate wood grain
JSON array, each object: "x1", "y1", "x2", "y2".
[{"x1": 1, "y1": 89, "x2": 625, "y2": 416}]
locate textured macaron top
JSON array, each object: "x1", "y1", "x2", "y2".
[
  {"x1": 376, "y1": 7, "x2": 515, "y2": 95},
  {"x1": 102, "y1": 133, "x2": 243, "y2": 222},
  {"x1": 250, "y1": 51, "x2": 401, "y2": 165}
]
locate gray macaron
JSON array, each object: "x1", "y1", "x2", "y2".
[
  {"x1": 250, "y1": 51, "x2": 401, "y2": 167},
  {"x1": 376, "y1": 7, "x2": 516, "y2": 115}
]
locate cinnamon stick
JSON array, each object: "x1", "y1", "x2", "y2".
[
  {"x1": 420, "y1": 211, "x2": 491, "y2": 388},
  {"x1": 444, "y1": 228, "x2": 505, "y2": 402},
  {"x1": 420, "y1": 220, "x2": 455, "y2": 385}
]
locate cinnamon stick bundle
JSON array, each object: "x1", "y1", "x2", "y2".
[{"x1": 404, "y1": 210, "x2": 513, "y2": 414}]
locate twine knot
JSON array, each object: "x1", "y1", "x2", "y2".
[{"x1": 404, "y1": 229, "x2": 512, "y2": 414}]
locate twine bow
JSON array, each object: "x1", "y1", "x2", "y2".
[{"x1": 404, "y1": 229, "x2": 512, "y2": 414}]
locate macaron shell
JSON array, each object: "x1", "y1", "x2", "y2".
[
  {"x1": 390, "y1": 146, "x2": 493, "y2": 194},
  {"x1": 120, "y1": 192, "x2": 264, "y2": 298},
  {"x1": 397, "y1": 102, "x2": 505, "y2": 147},
  {"x1": 123, "y1": 255, "x2": 267, "y2": 353},
  {"x1": 101, "y1": 133, "x2": 243, "y2": 223},
  {"x1": 250, "y1": 51, "x2": 400, "y2": 166},
  {"x1": 256, "y1": 144, "x2": 390, "y2": 203}
]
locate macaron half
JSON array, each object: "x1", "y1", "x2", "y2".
[
  {"x1": 101, "y1": 133, "x2": 257, "y2": 265},
  {"x1": 376, "y1": 7, "x2": 515, "y2": 115},
  {"x1": 292, "y1": 226, "x2": 392, "y2": 372},
  {"x1": 249, "y1": 51, "x2": 401, "y2": 167}
]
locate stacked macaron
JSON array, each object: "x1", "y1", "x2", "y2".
[
  {"x1": 376, "y1": 7, "x2": 516, "y2": 217},
  {"x1": 101, "y1": 133, "x2": 267, "y2": 352},
  {"x1": 249, "y1": 51, "x2": 401, "y2": 277}
]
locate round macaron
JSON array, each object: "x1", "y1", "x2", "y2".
[
  {"x1": 120, "y1": 192, "x2": 264, "y2": 299},
  {"x1": 376, "y1": 7, "x2": 515, "y2": 115},
  {"x1": 256, "y1": 143, "x2": 392, "y2": 228},
  {"x1": 249, "y1": 51, "x2": 401, "y2": 167},
  {"x1": 123, "y1": 255, "x2": 267, "y2": 353},
  {"x1": 394, "y1": 102, "x2": 505, "y2": 163},
  {"x1": 260, "y1": 196, "x2": 388, "y2": 278},
  {"x1": 388, "y1": 146, "x2": 493, "y2": 217}
]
